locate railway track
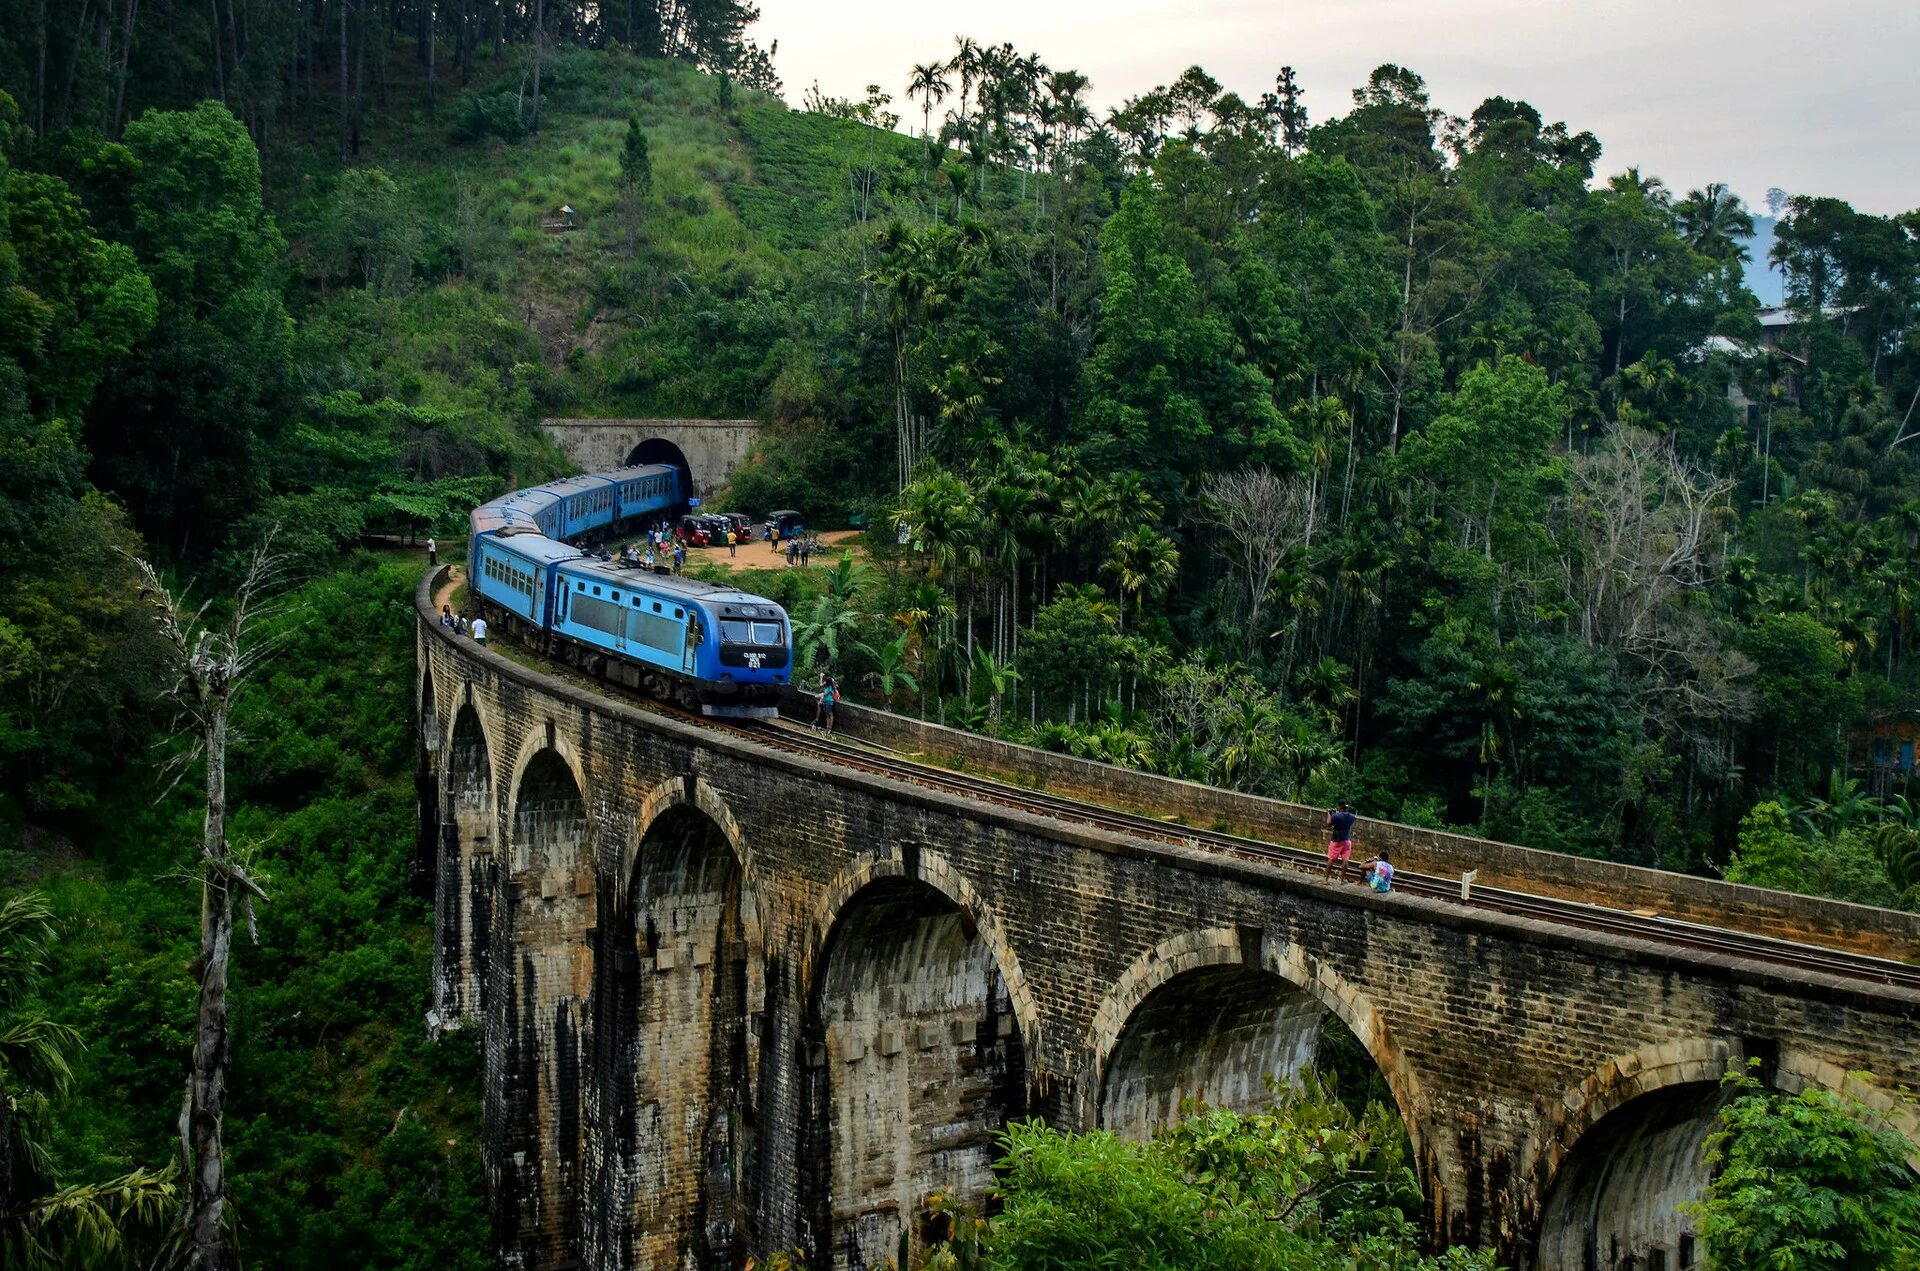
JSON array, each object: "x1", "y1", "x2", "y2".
[
  {"x1": 506, "y1": 636, "x2": 1920, "y2": 991},
  {"x1": 724, "y1": 717, "x2": 1920, "y2": 992}
]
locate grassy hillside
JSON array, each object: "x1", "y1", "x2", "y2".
[{"x1": 273, "y1": 45, "x2": 916, "y2": 437}]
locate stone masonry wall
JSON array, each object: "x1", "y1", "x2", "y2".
[{"x1": 416, "y1": 574, "x2": 1920, "y2": 1271}]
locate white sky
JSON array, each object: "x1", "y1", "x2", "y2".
[{"x1": 755, "y1": 0, "x2": 1919, "y2": 215}]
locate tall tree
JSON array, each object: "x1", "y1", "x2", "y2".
[
  {"x1": 132, "y1": 539, "x2": 287, "y2": 1271},
  {"x1": 618, "y1": 114, "x2": 652, "y2": 253},
  {"x1": 906, "y1": 59, "x2": 949, "y2": 140},
  {"x1": 83, "y1": 101, "x2": 292, "y2": 554},
  {"x1": 1675, "y1": 182, "x2": 1754, "y2": 263}
]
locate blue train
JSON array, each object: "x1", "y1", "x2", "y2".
[{"x1": 465, "y1": 463, "x2": 791, "y2": 717}]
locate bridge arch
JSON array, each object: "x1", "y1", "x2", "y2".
[
  {"x1": 1525, "y1": 1039, "x2": 1920, "y2": 1268},
  {"x1": 1080, "y1": 928, "x2": 1427, "y2": 1154},
  {"x1": 415, "y1": 663, "x2": 442, "y2": 902},
  {"x1": 804, "y1": 848, "x2": 1038, "y2": 1052},
  {"x1": 433, "y1": 701, "x2": 498, "y2": 1026},
  {"x1": 418, "y1": 663, "x2": 443, "y2": 762},
  {"x1": 627, "y1": 436, "x2": 696, "y2": 506},
  {"x1": 503, "y1": 730, "x2": 591, "y2": 878},
  {"x1": 1523, "y1": 1039, "x2": 1739, "y2": 1271},
  {"x1": 802, "y1": 850, "x2": 1035, "y2": 1270},
  {"x1": 1776, "y1": 1048, "x2": 1920, "y2": 1161},
  {"x1": 490, "y1": 744, "x2": 597, "y2": 1264},
  {"x1": 584, "y1": 778, "x2": 759, "y2": 1271}
]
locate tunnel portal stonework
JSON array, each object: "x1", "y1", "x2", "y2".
[
  {"x1": 414, "y1": 579, "x2": 1920, "y2": 1271},
  {"x1": 540, "y1": 419, "x2": 762, "y2": 499}
]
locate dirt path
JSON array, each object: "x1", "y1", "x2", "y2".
[{"x1": 433, "y1": 565, "x2": 466, "y2": 614}]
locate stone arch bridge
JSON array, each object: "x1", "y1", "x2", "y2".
[{"x1": 413, "y1": 574, "x2": 1920, "y2": 1271}]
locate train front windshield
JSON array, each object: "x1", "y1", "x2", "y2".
[{"x1": 720, "y1": 620, "x2": 786, "y2": 647}]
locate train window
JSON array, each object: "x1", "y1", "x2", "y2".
[
  {"x1": 674, "y1": 608, "x2": 683, "y2": 618},
  {"x1": 751, "y1": 622, "x2": 784, "y2": 646},
  {"x1": 610, "y1": 591, "x2": 620, "y2": 602},
  {"x1": 592, "y1": 586, "x2": 601, "y2": 596},
  {"x1": 720, "y1": 620, "x2": 749, "y2": 643},
  {"x1": 651, "y1": 602, "x2": 661, "y2": 612}
]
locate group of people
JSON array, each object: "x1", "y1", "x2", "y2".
[
  {"x1": 620, "y1": 538, "x2": 685, "y2": 573},
  {"x1": 439, "y1": 603, "x2": 488, "y2": 645},
  {"x1": 1322, "y1": 801, "x2": 1393, "y2": 893},
  {"x1": 777, "y1": 533, "x2": 821, "y2": 568}
]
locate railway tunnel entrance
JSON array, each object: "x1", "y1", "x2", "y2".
[
  {"x1": 805, "y1": 876, "x2": 1027, "y2": 1271},
  {"x1": 627, "y1": 438, "x2": 695, "y2": 515}
]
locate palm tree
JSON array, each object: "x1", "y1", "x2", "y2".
[
  {"x1": 790, "y1": 594, "x2": 861, "y2": 674},
  {"x1": 1, "y1": 891, "x2": 177, "y2": 1265},
  {"x1": 947, "y1": 36, "x2": 982, "y2": 138},
  {"x1": 821, "y1": 552, "x2": 870, "y2": 605},
  {"x1": 970, "y1": 644, "x2": 1022, "y2": 729},
  {"x1": 854, "y1": 631, "x2": 920, "y2": 709},
  {"x1": 1740, "y1": 349, "x2": 1790, "y2": 503},
  {"x1": 1103, "y1": 525, "x2": 1179, "y2": 623},
  {"x1": 906, "y1": 61, "x2": 950, "y2": 140},
  {"x1": 1675, "y1": 182, "x2": 1754, "y2": 263}
]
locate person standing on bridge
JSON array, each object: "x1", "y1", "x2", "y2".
[
  {"x1": 812, "y1": 672, "x2": 839, "y2": 734},
  {"x1": 427, "y1": 536, "x2": 437, "y2": 566},
  {"x1": 1323, "y1": 801, "x2": 1358, "y2": 883},
  {"x1": 470, "y1": 615, "x2": 488, "y2": 645}
]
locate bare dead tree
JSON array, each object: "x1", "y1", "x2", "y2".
[
  {"x1": 1567, "y1": 427, "x2": 1754, "y2": 769},
  {"x1": 130, "y1": 539, "x2": 293, "y2": 1271},
  {"x1": 1200, "y1": 468, "x2": 1316, "y2": 654}
]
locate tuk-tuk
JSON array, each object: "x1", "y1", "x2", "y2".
[
  {"x1": 676, "y1": 514, "x2": 714, "y2": 546},
  {"x1": 765, "y1": 509, "x2": 805, "y2": 539}
]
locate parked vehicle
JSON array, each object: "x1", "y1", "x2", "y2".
[{"x1": 764, "y1": 509, "x2": 805, "y2": 539}]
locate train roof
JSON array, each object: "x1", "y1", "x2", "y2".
[
  {"x1": 480, "y1": 529, "x2": 583, "y2": 566},
  {"x1": 488, "y1": 487, "x2": 560, "y2": 514},
  {"x1": 541, "y1": 474, "x2": 616, "y2": 497},
  {"x1": 554, "y1": 557, "x2": 784, "y2": 611},
  {"x1": 599, "y1": 463, "x2": 677, "y2": 482}
]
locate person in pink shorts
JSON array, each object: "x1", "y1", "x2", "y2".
[{"x1": 1323, "y1": 801, "x2": 1358, "y2": 883}]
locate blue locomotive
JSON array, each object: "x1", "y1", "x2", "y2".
[{"x1": 465, "y1": 464, "x2": 791, "y2": 717}]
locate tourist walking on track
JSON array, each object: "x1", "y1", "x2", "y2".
[{"x1": 1323, "y1": 801, "x2": 1358, "y2": 883}]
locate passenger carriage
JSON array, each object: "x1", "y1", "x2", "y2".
[{"x1": 462, "y1": 463, "x2": 788, "y2": 717}]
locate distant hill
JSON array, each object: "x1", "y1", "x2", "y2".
[{"x1": 1743, "y1": 215, "x2": 1786, "y2": 306}]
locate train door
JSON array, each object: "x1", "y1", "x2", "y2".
[
  {"x1": 610, "y1": 588, "x2": 627, "y2": 653},
  {"x1": 682, "y1": 609, "x2": 702, "y2": 672}
]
